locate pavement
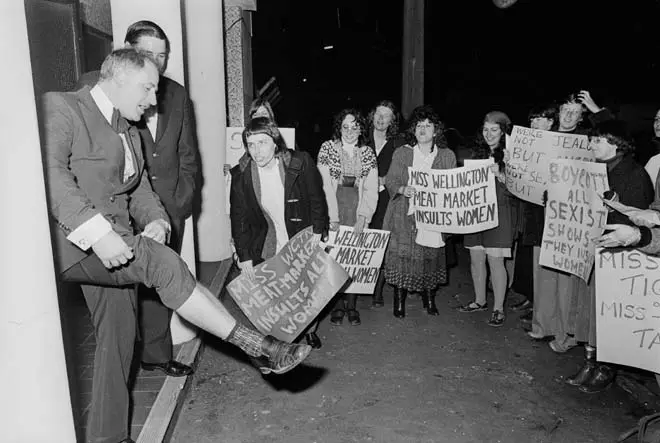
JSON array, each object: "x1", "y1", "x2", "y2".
[{"x1": 170, "y1": 246, "x2": 660, "y2": 443}]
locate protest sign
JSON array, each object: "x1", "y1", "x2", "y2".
[
  {"x1": 326, "y1": 226, "x2": 391, "y2": 294},
  {"x1": 506, "y1": 126, "x2": 592, "y2": 205},
  {"x1": 595, "y1": 247, "x2": 660, "y2": 373},
  {"x1": 227, "y1": 227, "x2": 349, "y2": 343},
  {"x1": 406, "y1": 163, "x2": 498, "y2": 234},
  {"x1": 539, "y1": 159, "x2": 609, "y2": 281},
  {"x1": 225, "y1": 127, "x2": 296, "y2": 168}
]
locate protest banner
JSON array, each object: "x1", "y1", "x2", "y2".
[
  {"x1": 506, "y1": 125, "x2": 592, "y2": 205},
  {"x1": 225, "y1": 127, "x2": 296, "y2": 168},
  {"x1": 326, "y1": 226, "x2": 391, "y2": 294},
  {"x1": 539, "y1": 159, "x2": 609, "y2": 281},
  {"x1": 406, "y1": 162, "x2": 498, "y2": 234},
  {"x1": 227, "y1": 227, "x2": 349, "y2": 343},
  {"x1": 595, "y1": 247, "x2": 660, "y2": 373}
]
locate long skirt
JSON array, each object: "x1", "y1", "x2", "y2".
[{"x1": 382, "y1": 199, "x2": 447, "y2": 292}]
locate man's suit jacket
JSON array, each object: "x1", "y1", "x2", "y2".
[
  {"x1": 41, "y1": 86, "x2": 169, "y2": 272},
  {"x1": 76, "y1": 73, "x2": 199, "y2": 228}
]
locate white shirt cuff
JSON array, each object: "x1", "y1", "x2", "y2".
[{"x1": 66, "y1": 213, "x2": 113, "y2": 251}]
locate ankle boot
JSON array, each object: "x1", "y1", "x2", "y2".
[
  {"x1": 257, "y1": 336, "x2": 312, "y2": 375},
  {"x1": 566, "y1": 346, "x2": 597, "y2": 386},
  {"x1": 393, "y1": 287, "x2": 407, "y2": 318},
  {"x1": 425, "y1": 290, "x2": 439, "y2": 316},
  {"x1": 579, "y1": 363, "x2": 616, "y2": 394},
  {"x1": 372, "y1": 271, "x2": 385, "y2": 308}
]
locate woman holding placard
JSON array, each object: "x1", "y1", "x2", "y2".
[
  {"x1": 318, "y1": 109, "x2": 378, "y2": 326},
  {"x1": 565, "y1": 120, "x2": 653, "y2": 393},
  {"x1": 458, "y1": 111, "x2": 515, "y2": 327},
  {"x1": 230, "y1": 117, "x2": 329, "y2": 349},
  {"x1": 382, "y1": 105, "x2": 456, "y2": 318}
]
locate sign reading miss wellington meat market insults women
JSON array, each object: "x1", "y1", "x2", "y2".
[
  {"x1": 326, "y1": 226, "x2": 391, "y2": 294},
  {"x1": 506, "y1": 126, "x2": 592, "y2": 205},
  {"x1": 227, "y1": 227, "x2": 349, "y2": 343},
  {"x1": 406, "y1": 162, "x2": 498, "y2": 234},
  {"x1": 595, "y1": 247, "x2": 660, "y2": 373},
  {"x1": 540, "y1": 159, "x2": 609, "y2": 282}
]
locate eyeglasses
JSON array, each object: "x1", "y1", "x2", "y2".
[
  {"x1": 342, "y1": 125, "x2": 360, "y2": 132},
  {"x1": 416, "y1": 123, "x2": 434, "y2": 130}
]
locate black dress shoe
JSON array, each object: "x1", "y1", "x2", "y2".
[
  {"x1": 141, "y1": 360, "x2": 194, "y2": 377},
  {"x1": 579, "y1": 364, "x2": 616, "y2": 393},
  {"x1": 566, "y1": 360, "x2": 597, "y2": 386},
  {"x1": 305, "y1": 332, "x2": 322, "y2": 349}
]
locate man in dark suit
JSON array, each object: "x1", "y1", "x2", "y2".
[
  {"x1": 44, "y1": 48, "x2": 312, "y2": 443},
  {"x1": 78, "y1": 21, "x2": 199, "y2": 378}
]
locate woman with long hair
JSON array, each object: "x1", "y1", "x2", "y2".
[{"x1": 458, "y1": 111, "x2": 515, "y2": 327}]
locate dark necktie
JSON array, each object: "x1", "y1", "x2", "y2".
[{"x1": 110, "y1": 109, "x2": 136, "y2": 182}]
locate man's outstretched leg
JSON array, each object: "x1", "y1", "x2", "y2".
[
  {"x1": 176, "y1": 284, "x2": 311, "y2": 374},
  {"x1": 63, "y1": 237, "x2": 312, "y2": 376}
]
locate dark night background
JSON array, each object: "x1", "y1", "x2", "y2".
[{"x1": 251, "y1": 0, "x2": 660, "y2": 156}]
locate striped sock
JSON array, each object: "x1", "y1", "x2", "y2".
[{"x1": 227, "y1": 323, "x2": 264, "y2": 357}]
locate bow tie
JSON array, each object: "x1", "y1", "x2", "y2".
[{"x1": 111, "y1": 108, "x2": 130, "y2": 134}]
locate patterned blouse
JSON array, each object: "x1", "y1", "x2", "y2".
[{"x1": 318, "y1": 140, "x2": 377, "y2": 181}]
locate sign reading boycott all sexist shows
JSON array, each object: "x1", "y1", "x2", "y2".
[
  {"x1": 225, "y1": 127, "x2": 296, "y2": 168},
  {"x1": 227, "y1": 227, "x2": 349, "y2": 343},
  {"x1": 326, "y1": 226, "x2": 391, "y2": 294},
  {"x1": 506, "y1": 126, "x2": 592, "y2": 205},
  {"x1": 595, "y1": 247, "x2": 660, "y2": 373},
  {"x1": 406, "y1": 162, "x2": 498, "y2": 234},
  {"x1": 539, "y1": 159, "x2": 609, "y2": 282}
]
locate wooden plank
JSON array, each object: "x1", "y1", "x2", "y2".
[
  {"x1": 135, "y1": 337, "x2": 202, "y2": 443},
  {"x1": 136, "y1": 258, "x2": 233, "y2": 443}
]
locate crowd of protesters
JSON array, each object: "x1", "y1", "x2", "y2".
[{"x1": 231, "y1": 90, "x2": 660, "y2": 397}]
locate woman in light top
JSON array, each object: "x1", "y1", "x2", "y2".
[
  {"x1": 317, "y1": 108, "x2": 378, "y2": 326},
  {"x1": 382, "y1": 105, "x2": 456, "y2": 318}
]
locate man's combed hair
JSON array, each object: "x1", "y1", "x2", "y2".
[
  {"x1": 124, "y1": 20, "x2": 170, "y2": 51},
  {"x1": 99, "y1": 48, "x2": 155, "y2": 81}
]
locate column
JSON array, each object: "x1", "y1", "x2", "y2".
[
  {"x1": 0, "y1": 2, "x2": 76, "y2": 441},
  {"x1": 183, "y1": 0, "x2": 232, "y2": 262},
  {"x1": 401, "y1": 0, "x2": 425, "y2": 119},
  {"x1": 224, "y1": 1, "x2": 256, "y2": 125}
]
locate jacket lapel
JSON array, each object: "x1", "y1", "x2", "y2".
[
  {"x1": 154, "y1": 77, "x2": 171, "y2": 144},
  {"x1": 283, "y1": 151, "x2": 301, "y2": 199}
]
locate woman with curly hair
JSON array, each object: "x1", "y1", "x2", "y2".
[
  {"x1": 458, "y1": 111, "x2": 515, "y2": 327},
  {"x1": 366, "y1": 100, "x2": 406, "y2": 307},
  {"x1": 318, "y1": 108, "x2": 379, "y2": 326},
  {"x1": 382, "y1": 105, "x2": 456, "y2": 318}
]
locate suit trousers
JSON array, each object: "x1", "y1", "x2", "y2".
[
  {"x1": 138, "y1": 217, "x2": 185, "y2": 364},
  {"x1": 61, "y1": 235, "x2": 196, "y2": 443}
]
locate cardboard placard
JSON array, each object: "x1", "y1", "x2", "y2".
[
  {"x1": 539, "y1": 159, "x2": 609, "y2": 281},
  {"x1": 227, "y1": 227, "x2": 349, "y2": 342},
  {"x1": 595, "y1": 247, "x2": 660, "y2": 373},
  {"x1": 326, "y1": 226, "x2": 391, "y2": 294},
  {"x1": 506, "y1": 126, "x2": 592, "y2": 205},
  {"x1": 406, "y1": 162, "x2": 498, "y2": 234}
]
